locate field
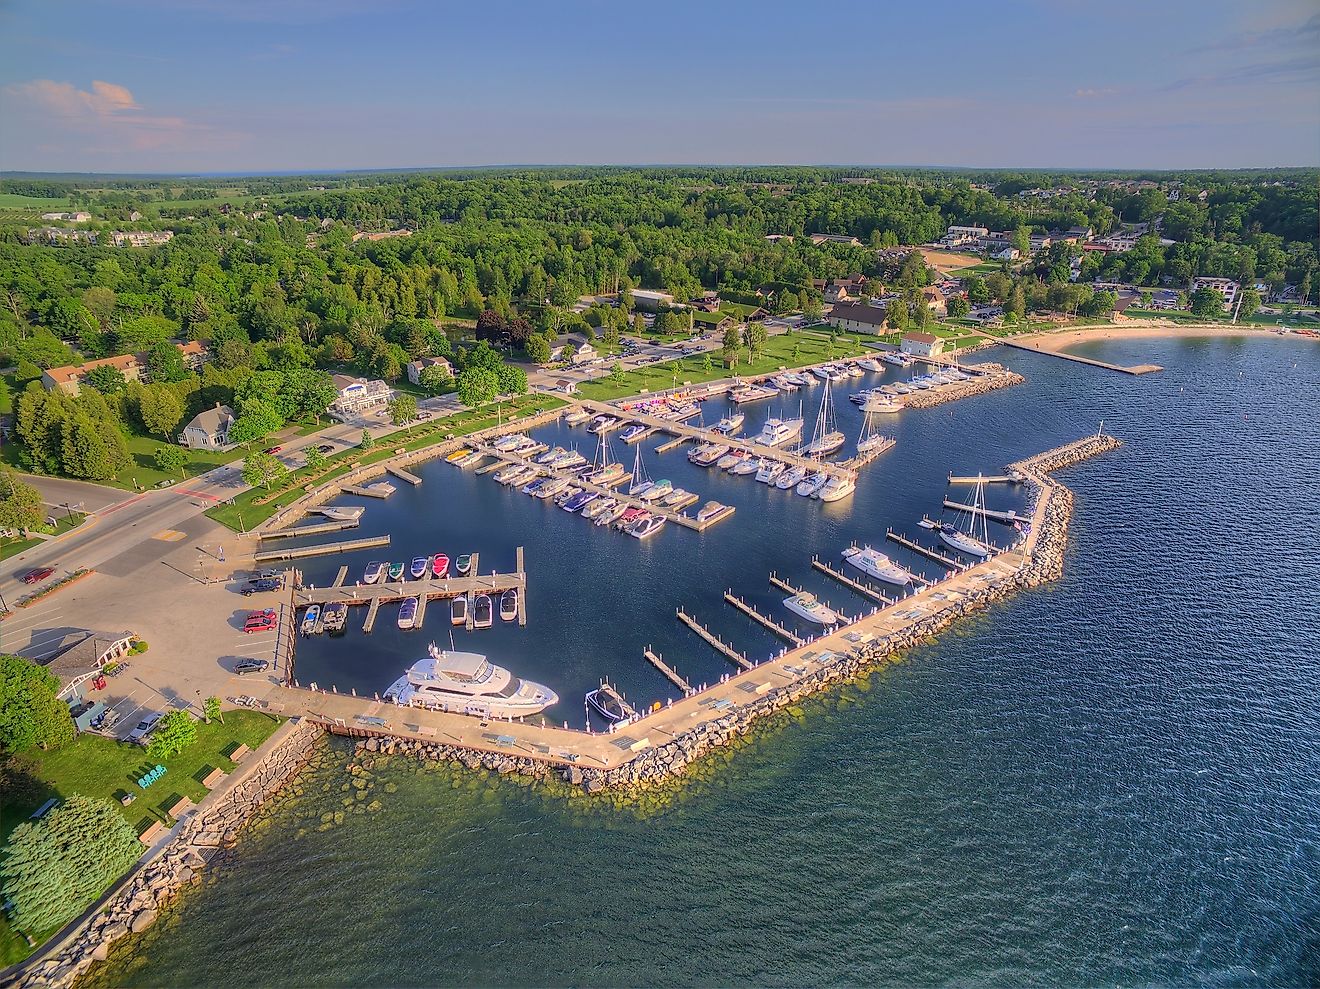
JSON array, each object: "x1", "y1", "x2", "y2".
[
  {"x1": 918, "y1": 249, "x2": 988, "y2": 273},
  {"x1": 0, "y1": 193, "x2": 75, "y2": 211},
  {"x1": 575, "y1": 331, "x2": 868, "y2": 402}
]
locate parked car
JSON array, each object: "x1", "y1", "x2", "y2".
[
  {"x1": 127, "y1": 712, "x2": 163, "y2": 744},
  {"x1": 154, "y1": 479, "x2": 175, "y2": 488},
  {"x1": 241, "y1": 577, "x2": 283, "y2": 595},
  {"x1": 21, "y1": 566, "x2": 55, "y2": 584},
  {"x1": 233, "y1": 659, "x2": 270, "y2": 676},
  {"x1": 243, "y1": 609, "x2": 277, "y2": 633},
  {"x1": 263, "y1": 445, "x2": 283, "y2": 454},
  {"x1": 417, "y1": 411, "x2": 432, "y2": 420},
  {"x1": 315, "y1": 444, "x2": 335, "y2": 454},
  {"x1": 254, "y1": 569, "x2": 283, "y2": 580}
]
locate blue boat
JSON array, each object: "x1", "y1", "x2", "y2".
[
  {"x1": 561, "y1": 490, "x2": 598, "y2": 513},
  {"x1": 409, "y1": 556, "x2": 429, "y2": 579},
  {"x1": 619, "y1": 423, "x2": 647, "y2": 442}
]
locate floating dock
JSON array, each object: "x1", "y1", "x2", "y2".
[
  {"x1": 386, "y1": 464, "x2": 421, "y2": 485},
  {"x1": 342, "y1": 483, "x2": 395, "y2": 499},
  {"x1": 675, "y1": 608, "x2": 752, "y2": 670},
  {"x1": 332, "y1": 566, "x2": 349, "y2": 588},
  {"x1": 723, "y1": 592, "x2": 804, "y2": 646},
  {"x1": 258, "y1": 518, "x2": 359, "y2": 540},
  {"x1": 255, "y1": 534, "x2": 390, "y2": 563},
  {"x1": 885, "y1": 530, "x2": 962, "y2": 570},
  {"x1": 644, "y1": 648, "x2": 693, "y2": 695},
  {"x1": 655, "y1": 435, "x2": 689, "y2": 454}
]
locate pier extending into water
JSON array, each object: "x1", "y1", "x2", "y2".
[
  {"x1": 255, "y1": 534, "x2": 390, "y2": 563},
  {"x1": 644, "y1": 648, "x2": 693, "y2": 695},
  {"x1": 1001, "y1": 338, "x2": 1163, "y2": 375},
  {"x1": 257, "y1": 518, "x2": 360, "y2": 540}
]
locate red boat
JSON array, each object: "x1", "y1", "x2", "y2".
[
  {"x1": 432, "y1": 554, "x2": 450, "y2": 578},
  {"x1": 616, "y1": 507, "x2": 645, "y2": 529}
]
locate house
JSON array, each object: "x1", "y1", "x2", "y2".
[
  {"x1": 921, "y1": 286, "x2": 947, "y2": 314},
  {"x1": 109, "y1": 230, "x2": 174, "y2": 247},
  {"x1": 571, "y1": 343, "x2": 598, "y2": 364},
  {"x1": 828, "y1": 302, "x2": 892, "y2": 335},
  {"x1": 405, "y1": 356, "x2": 452, "y2": 385},
  {"x1": 809, "y1": 233, "x2": 863, "y2": 247},
  {"x1": 180, "y1": 404, "x2": 235, "y2": 450},
  {"x1": 989, "y1": 246, "x2": 1021, "y2": 262},
  {"x1": 177, "y1": 340, "x2": 211, "y2": 372},
  {"x1": 764, "y1": 234, "x2": 794, "y2": 243},
  {"x1": 27, "y1": 227, "x2": 97, "y2": 245},
  {"x1": 1029, "y1": 233, "x2": 1054, "y2": 252},
  {"x1": 329, "y1": 374, "x2": 392, "y2": 419},
  {"x1": 40, "y1": 211, "x2": 91, "y2": 222},
  {"x1": 41, "y1": 342, "x2": 211, "y2": 395},
  {"x1": 900, "y1": 332, "x2": 944, "y2": 358},
  {"x1": 1191, "y1": 277, "x2": 1240, "y2": 311},
  {"x1": 940, "y1": 225, "x2": 988, "y2": 248},
  {"x1": 43, "y1": 629, "x2": 136, "y2": 701},
  {"x1": 555, "y1": 379, "x2": 578, "y2": 395},
  {"x1": 629, "y1": 289, "x2": 675, "y2": 312},
  {"x1": 690, "y1": 292, "x2": 722, "y2": 313}
]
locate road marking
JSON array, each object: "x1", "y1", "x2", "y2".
[
  {"x1": 98, "y1": 493, "x2": 149, "y2": 517},
  {"x1": 173, "y1": 488, "x2": 220, "y2": 501},
  {"x1": 153, "y1": 529, "x2": 187, "y2": 542}
]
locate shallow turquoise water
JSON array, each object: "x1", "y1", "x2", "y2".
[{"x1": 90, "y1": 337, "x2": 1320, "y2": 987}]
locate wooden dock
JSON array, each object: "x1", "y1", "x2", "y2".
[
  {"x1": 943, "y1": 499, "x2": 1019, "y2": 524},
  {"x1": 255, "y1": 534, "x2": 390, "y2": 563},
  {"x1": 886, "y1": 530, "x2": 962, "y2": 570},
  {"x1": 386, "y1": 464, "x2": 421, "y2": 485},
  {"x1": 724, "y1": 592, "x2": 804, "y2": 646},
  {"x1": 332, "y1": 565, "x2": 349, "y2": 588},
  {"x1": 1001, "y1": 339, "x2": 1162, "y2": 375},
  {"x1": 675, "y1": 608, "x2": 752, "y2": 670},
  {"x1": 414, "y1": 592, "x2": 428, "y2": 628},
  {"x1": 363, "y1": 597, "x2": 381, "y2": 633},
  {"x1": 948, "y1": 473, "x2": 1022, "y2": 485},
  {"x1": 259, "y1": 518, "x2": 359, "y2": 540},
  {"x1": 767, "y1": 572, "x2": 806, "y2": 597},
  {"x1": 655, "y1": 435, "x2": 688, "y2": 454},
  {"x1": 295, "y1": 549, "x2": 524, "y2": 612},
  {"x1": 811, "y1": 558, "x2": 895, "y2": 605},
  {"x1": 514, "y1": 546, "x2": 527, "y2": 627},
  {"x1": 342, "y1": 483, "x2": 394, "y2": 499},
  {"x1": 839, "y1": 436, "x2": 896, "y2": 470},
  {"x1": 644, "y1": 648, "x2": 693, "y2": 695}
]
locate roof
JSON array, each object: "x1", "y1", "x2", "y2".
[
  {"x1": 177, "y1": 341, "x2": 209, "y2": 357},
  {"x1": 903, "y1": 332, "x2": 940, "y2": 344},
  {"x1": 185, "y1": 404, "x2": 234, "y2": 433},
  {"x1": 331, "y1": 373, "x2": 363, "y2": 390},
  {"x1": 44, "y1": 629, "x2": 135, "y2": 686},
  {"x1": 829, "y1": 303, "x2": 889, "y2": 326},
  {"x1": 44, "y1": 353, "x2": 139, "y2": 385}
]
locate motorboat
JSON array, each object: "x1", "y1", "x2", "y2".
[
  {"x1": 782, "y1": 372, "x2": 809, "y2": 386},
  {"x1": 688, "y1": 442, "x2": 729, "y2": 466},
  {"x1": 595, "y1": 501, "x2": 628, "y2": 526},
  {"x1": 493, "y1": 434, "x2": 525, "y2": 452},
  {"x1": 398, "y1": 597, "x2": 419, "y2": 630},
  {"x1": 639, "y1": 479, "x2": 673, "y2": 502},
  {"x1": 323, "y1": 601, "x2": 348, "y2": 634},
  {"x1": 451, "y1": 595, "x2": 468, "y2": 626},
  {"x1": 586, "y1": 680, "x2": 637, "y2": 724},
  {"x1": 562, "y1": 490, "x2": 598, "y2": 513},
  {"x1": 554, "y1": 485, "x2": 582, "y2": 507},
  {"x1": 363, "y1": 561, "x2": 385, "y2": 584},
  {"x1": 891, "y1": 382, "x2": 913, "y2": 395},
  {"x1": 582, "y1": 496, "x2": 616, "y2": 519},
  {"x1": 383, "y1": 644, "x2": 559, "y2": 719},
  {"x1": 756, "y1": 460, "x2": 785, "y2": 484},
  {"x1": 500, "y1": 588, "x2": 518, "y2": 622},
  {"x1": 666, "y1": 401, "x2": 701, "y2": 422},
  {"x1": 754, "y1": 416, "x2": 804, "y2": 447},
  {"x1": 388, "y1": 561, "x2": 405, "y2": 581},
  {"x1": 796, "y1": 471, "x2": 829, "y2": 497},
  {"x1": 696, "y1": 501, "x2": 733, "y2": 523},
  {"x1": 842, "y1": 545, "x2": 915, "y2": 586},
  {"x1": 589, "y1": 416, "x2": 619, "y2": 434},
  {"x1": 536, "y1": 446, "x2": 567, "y2": 465},
  {"x1": 717, "y1": 449, "x2": 746, "y2": 470},
  {"x1": 629, "y1": 515, "x2": 665, "y2": 539},
  {"x1": 811, "y1": 366, "x2": 833, "y2": 382},
  {"x1": 783, "y1": 592, "x2": 840, "y2": 625},
  {"x1": 863, "y1": 394, "x2": 903, "y2": 414},
  {"x1": 550, "y1": 451, "x2": 587, "y2": 471},
  {"x1": 494, "y1": 463, "x2": 526, "y2": 483},
  {"x1": 300, "y1": 605, "x2": 321, "y2": 636},
  {"x1": 776, "y1": 466, "x2": 807, "y2": 490},
  {"x1": 662, "y1": 488, "x2": 697, "y2": 509},
  {"x1": 729, "y1": 384, "x2": 777, "y2": 404},
  {"x1": 845, "y1": 364, "x2": 865, "y2": 378},
  {"x1": 713, "y1": 413, "x2": 745, "y2": 435},
  {"x1": 817, "y1": 475, "x2": 856, "y2": 502},
  {"x1": 770, "y1": 374, "x2": 798, "y2": 391},
  {"x1": 433, "y1": 554, "x2": 450, "y2": 578},
  {"x1": 858, "y1": 358, "x2": 884, "y2": 373},
  {"x1": 534, "y1": 477, "x2": 572, "y2": 499},
  {"x1": 446, "y1": 448, "x2": 473, "y2": 464},
  {"x1": 880, "y1": 352, "x2": 908, "y2": 367},
  {"x1": 732, "y1": 456, "x2": 762, "y2": 476},
  {"x1": 410, "y1": 556, "x2": 430, "y2": 580},
  {"x1": 616, "y1": 507, "x2": 647, "y2": 530},
  {"x1": 619, "y1": 423, "x2": 648, "y2": 443},
  {"x1": 564, "y1": 408, "x2": 592, "y2": 426},
  {"x1": 472, "y1": 593, "x2": 494, "y2": 628}
]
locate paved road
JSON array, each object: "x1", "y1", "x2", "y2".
[{"x1": 17, "y1": 474, "x2": 137, "y2": 515}]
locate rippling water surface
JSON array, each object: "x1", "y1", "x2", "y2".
[{"x1": 91, "y1": 337, "x2": 1320, "y2": 987}]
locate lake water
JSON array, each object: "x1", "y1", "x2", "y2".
[{"x1": 89, "y1": 336, "x2": 1320, "y2": 987}]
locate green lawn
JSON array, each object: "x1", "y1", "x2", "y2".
[
  {"x1": 119, "y1": 433, "x2": 244, "y2": 491},
  {"x1": 204, "y1": 393, "x2": 564, "y2": 532},
  {"x1": 0, "y1": 536, "x2": 43, "y2": 562},
  {"x1": 0, "y1": 710, "x2": 283, "y2": 965},
  {"x1": 576, "y1": 331, "x2": 868, "y2": 402},
  {"x1": 0, "y1": 374, "x2": 14, "y2": 415},
  {"x1": 0, "y1": 193, "x2": 74, "y2": 210}
]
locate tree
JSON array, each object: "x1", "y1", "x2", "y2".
[
  {"x1": 746, "y1": 322, "x2": 768, "y2": 359},
  {"x1": 1237, "y1": 288, "x2": 1261, "y2": 320},
  {"x1": 418, "y1": 363, "x2": 453, "y2": 395},
  {"x1": 525, "y1": 334, "x2": 551, "y2": 365},
  {"x1": 0, "y1": 795, "x2": 140, "y2": 934},
  {"x1": 360, "y1": 429, "x2": 374, "y2": 450},
  {"x1": 303, "y1": 446, "x2": 327, "y2": 471},
  {"x1": 228, "y1": 401, "x2": 283, "y2": 446},
  {"x1": 1190, "y1": 287, "x2": 1224, "y2": 317},
  {"x1": 145, "y1": 341, "x2": 188, "y2": 383},
  {"x1": 241, "y1": 450, "x2": 287, "y2": 490},
  {"x1": 83, "y1": 364, "x2": 127, "y2": 396},
  {"x1": 387, "y1": 394, "x2": 417, "y2": 426},
  {"x1": 153, "y1": 445, "x2": 188, "y2": 477},
  {"x1": 0, "y1": 654, "x2": 75, "y2": 753},
  {"x1": 495, "y1": 364, "x2": 527, "y2": 396},
  {"x1": 456, "y1": 367, "x2": 499, "y2": 408},
  {"x1": 147, "y1": 709, "x2": 198, "y2": 759},
  {"x1": 885, "y1": 299, "x2": 909, "y2": 332},
  {"x1": 946, "y1": 294, "x2": 970, "y2": 319},
  {"x1": 1005, "y1": 283, "x2": 1027, "y2": 321},
  {"x1": 802, "y1": 295, "x2": 823, "y2": 323},
  {"x1": 721, "y1": 324, "x2": 741, "y2": 366},
  {"x1": 610, "y1": 362, "x2": 625, "y2": 385},
  {"x1": 0, "y1": 467, "x2": 46, "y2": 538},
  {"x1": 203, "y1": 696, "x2": 223, "y2": 725},
  {"x1": 138, "y1": 385, "x2": 184, "y2": 438},
  {"x1": 632, "y1": 312, "x2": 645, "y2": 337}
]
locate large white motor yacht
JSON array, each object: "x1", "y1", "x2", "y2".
[{"x1": 384, "y1": 645, "x2": 559, "y2": 718}]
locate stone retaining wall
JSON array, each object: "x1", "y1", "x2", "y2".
[
  {"x1": 6, "y1": 720, "x2": 324, "y2": 989},
  {"x1": 902, "y1": 363, "x2": 1025, "y2": 409}
]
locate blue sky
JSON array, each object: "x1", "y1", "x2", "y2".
[{"x1": 2, "y1": 0, "x2": 1317, "y2": 173}]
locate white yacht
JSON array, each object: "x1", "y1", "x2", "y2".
[
  {"x1": 756, "y1": 460, "x2": 785, "y2": 484},
  {"x1": 842, "y1": 546, "x2": 915, "y2": 586},
  {"x1": 862, "y1": 393, "x2": 902, "y2": 414},
  {"x1": 713, "y1": 413, "x2": 745, "y2": 435},
  {"x1": 858, "y1": 358, "x2": 884, "y2": 373},
  {"x1": 384, "y1": 645, "x2": 559, "y2": 719},
  {"x1": 796, "y1": 471, "x2": 829, "y2": 497},
  {"x1": 816, "y1": 475, "x2": 856, "y2": 502},
  {"x1": 783, "y1": 592, "x2": 841, "y2": 625},
  {"x1": 776, "y1": 465, "x2": 807, "y2": 489},
  {"x1": 754, "y1": 416, "x2": 804, "y2": 447}
]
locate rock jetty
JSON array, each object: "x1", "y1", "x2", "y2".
[{"x1": 903, "y1": 362, "x2": 1025, "y2": 409}]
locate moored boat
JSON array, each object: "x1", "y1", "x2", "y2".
[
  {"x1": 323, "y1": 601, "x2": 349, "y2": 634},
  {"x1": 595, "y1": 501, "x2": 628, "y2": 526},
  {"x1": 363, "y1": 561, "x2": 385, "y2": 584},
  {"x1": 732, "y1": 456, "x2": 762, "y2": 476},
  {"x1": 472, "y1": 593, "x2": 494, "y2": 629},
  {"x1": 500, "y1": 588, "x2": 518, "y2": 621},
  {"x1": 383, "y1": 644, "x2": 558, "y2": 718},
  {"x1": 696, "y1": 500, "x2": 733, "y2": 523},
  {"x1": 300, "y1": 604, "x2": 322, "y2": 635},
  {"x1": 756, "y1": 460, "x2": 785, "y2": 484},
  {"x1": 639, "y1": 479, "x2": 673, "y2": 502},
  {"x1": 564, "y1": 408, "x2": 592, "y2": 425},
  {"x1": 776, "y1": 465, "x2": 807, "y2": 489},
  {"x1": 816, "y1": 475, "x2": 856, "y2": 502},
  {"x1": 717, "y1": 449, "x2": 746, "y2": 470},
  {"x1": 712, "y1": 413, "x2": 745, "y2": 435},
  {"x1": 858, "y1": 358, "x2": 884, "y2": 373},
  {"x1": 754, "y1": 416, "x2": 804, "y2": 447},
  {"x1": 782, "y1": 592, "x2": 840, "y2": 625},
  {"x1": 397, "y1": 596, "x2": 419, "y2": 630},
  {"x1": 586, "y1": 679, "x2": 638, "y2": 724},
  {"x1": 842, "y1": 545, "x2": 915, "y2": 586},
  {"x1": 562, "y1": 489, "x2": 598, "y2": 513},
  {"x1": 410, "y1": 556, "x2": 430, "y2": 580},
  {"x1": 450, "y1": 594, "x2": 468, "y2": 626},
  {"x1": 388, "y1": 561, "x2": 405, "y2": 581},
  {"x1": 796, "y1": 471, "x2": 829, "y2": 497},
  {"x1": 454, "y1": 553, "x2": 471, "y2": 575},
  {"x1": 433, "y1": 554, "x2": 450, "y2": 578},
  {"x1": 581, "y1": 496, "x2": 616, "y2": 519},
  {"x1": 629, "y1": 515, "x2": 665, "y2": 539}
]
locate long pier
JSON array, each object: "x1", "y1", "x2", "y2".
[
  {"x1": 811, "y1": 557, "x2": 896, "y2": 605},
  {"x1": 1001, "y1": 339, "x2": 1162, "y2": 375},
  {"x1": 294, "y1": 548, "x2": 525, "y2": 612},
  {"x1": 948, "y1": 473, "x2": 1022, "y2": 484},
  {"x1": 767, "y1": 572, "x2": 805, "y2": 597},
  {"x1": 255, "y1": 534, "x2": 390, "y2": 563},
  {"x1": 943, "y1": 499, "x2": 1019, "y2": 524},
  {"x1": 644, "y1": 648, "x2": 693, "y2": 695},
  {"x1": 723, "y1": 592, "x2": 804, "y2": 646},
  {"x1": 258, "y1": 518, "x2": 359, "y2": 540},
  {"x1": 655, "y1": 435, "x2": 688, "y2": 454},
  {"x1": 386, "y1": 464, "x2": 422, "y2": 485},
  {"x1": 675, "y1": 608, "x2": 752, "y2": 670},
  {"x1": 885, "y1": 530, "x2": 962, "y2": 570}
]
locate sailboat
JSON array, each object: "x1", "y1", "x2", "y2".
[
  {"x1": 856, "y1": 409, "x2": 893, "y2": 456},
  {"x1": 803, "y1": 381, "x2": 845, "y2": 457},
  {"x1": 627, "y1": 444, "x2": 653, "y2": 497},
  {"x1": 935, "y1": 475, "x2": 995, "y2": 558},
  {"x1": 585, "y1": 432, "x2": 625, "y2": 485}
]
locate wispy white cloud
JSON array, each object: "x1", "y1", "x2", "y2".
[{"x1": 1073, "y1": 87, "x2": 1118, "y2": 98}]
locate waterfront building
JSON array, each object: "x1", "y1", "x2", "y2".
[
  {"x1": 406, "y1": 356, "x2": 452, "y2": 385},
  {"x1": 180, "y1": 404, "x2": 235, "y2": 450},
  {"x1": 900, "y1": 332, "x2": 945, "y2": 358},
  {"x1": 330, "y1": 374, "x2": 393, "y2": 419}
]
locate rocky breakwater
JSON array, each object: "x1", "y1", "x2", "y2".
[
  {"x1": 903, "y1": 362, "x2": 1025, "y2": 409},
  {"x1": 8, "y1": 720, "x2": 325, "y2": 989}
]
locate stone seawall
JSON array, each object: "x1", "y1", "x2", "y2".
[
  {"x1": 355, "y1": 433, "x2": 1123, "y2": 795},
  {"x1": 902, "y1": 363, "x2": 1025, "y2": 409},
  {"x1": 6, "y1": 720, "x2": 324, "y2": 989}
]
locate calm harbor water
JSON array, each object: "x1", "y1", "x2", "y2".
[{"x1": 93, "y1": 337, "x2": 1320, "y2": 986}]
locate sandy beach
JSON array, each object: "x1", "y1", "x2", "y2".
[{"x1": 1010, "y1": 320, "x2": 1307, "y2": 351}]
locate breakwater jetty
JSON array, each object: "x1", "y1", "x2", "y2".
[{"x1": 901, "y1": 362, "x2": 1025, "y2": 409}]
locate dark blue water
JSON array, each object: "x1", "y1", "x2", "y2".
[{"x1": 90, "y1": 337, "x2": 1320, "y2": 987}]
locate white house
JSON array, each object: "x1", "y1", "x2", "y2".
[
  {"x1": 900, "y1": 332, "x2": 944, "y2": 358},
  {"x1": 1191, "y1": 277, "x2": 1240, "y2": 311},
  {"x1": 939, "y1": 225, "x2": 988, "y2": 248},
  {"x1": 180, "y1": 404, "x2": 235, "y2": 450},
  {"x1": 571, "y1": 343, "x2": 598, "y2": 364},
  {"x1": 330, "y1": 374, "x2": 392, "y2": 419},
  {"x1": 405, "y1": 356, "x2": 452, "y2": 385}
]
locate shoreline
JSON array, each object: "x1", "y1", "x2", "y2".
[{"x1": 1010, "y1": 320, "x2": 1308, "y2": 352}]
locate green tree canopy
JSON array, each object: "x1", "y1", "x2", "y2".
[
  {"x1": 0, "y1": 653, "x2": 75, "y2": 753},
  {"x1": 241, "y1": 450, "x2": 287, "y2": 490},
  {"x1": 387, "y1": 393, "x2": 417, "y2": 425},
  {"x1": 153, "y1": 444, "x2": 188, "y2": 476},
  {"x1": 147, "y1": 709, "x2": 198, "y2": 759},
  {"x1": 456, "y1": 366, "x2": 499, "y2": 407}
]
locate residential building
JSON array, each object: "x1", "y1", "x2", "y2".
[
  {"x1": 1191, "y1": 277, "x2": 1240, "y2": 311},
  {"x1": 27, "y1": 227, "x2": 97, "y2": 245},
  {"x1": 329, "y1": 374, "x2": 392, "y2": 419},
  {"x1": 630, "y1": 289, "x2": 675, "y2": 312},
  {"x1": 350, "y1": 229, "x2": 412, "y2": 242},
  {"x1": 41, "y1": 342, "x2": 211, "y2": 395},
  {"x1": 690, "y1": 292, "x2": 722, "y2": 313},
  {"x1": 180, "y1": 404, "x2": 235, "y2": 450},
  {"x1": 921, "y1": 286, "x2": 948, "y2": 314},
  {"x1": 939, "y1": 225, "x2": 988, "y2": 248},
  {"x1": 900, "y1": 332, "x2": 944, "y2": 358},
  {"x1": 828, "y1": 302, "x2": 892, "y2": 335},
  {"x1": 40, "y1": 211, "x2": 92, "y2": 222},
  {"x1": 44, "y1": 629, "x2": 136, "y2": 701},
  {"x1": 571, "y1": 343, "x2": 598, "y2": 364},
  {"x1": 809, "y1": 233, "x2": 863, "y2": 247},
  {"x1": 178, "y1": 340, "x2": 210, "y2": 371},
  {"x1": 109, "y1": 230, "x2": 174, "y2": 247},
  {"x1": 1028, "y1": 233, "x2": 1054, "y2": 251},
  {"x1": 405, "y1": 356, "x2": 452, "y2": 385}
]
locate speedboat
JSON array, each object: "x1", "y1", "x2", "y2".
[
  {"x1": 536, "y1": 446, "x2": 567, "y2": 465},
  {"x1": 493, "y1": 434, "x2": 524, "y2": 452},
  {"x1": 450, "y1": 595, "x2": 468, "y2": 626},
  {"x1": 564, "y1": 408, "x2": 592, "y2": 426},
  {"x1": 551, "y1": 451, "x2": 587, "y2": 470},
  {"x1": 619, "y1": 423, "x2": 648, "y2": 443},
  {"x1": 300, "y1": 605, "x2": 321, "y2": 635},
  {"x1": 446, "y1": 448, "x2": 473, "y2": 464},
  {"x1": 398, "y1": 597, "x2": 419, "y2": 630},
  {"x1": 937, "y1": 524, "x2": 994, "y2": 558},
  {"x1": 717, "y1": 449, "x2": 746, "y2": 470},
  {"x1": 534, "y1": 477, "x2": 571, "y2": 499},
  {"x1": 804, "y1": 431, "x2": 846, "y2": 457},
  {"x1": 816, "y1": 475, "x2": 856, "y2": 502},
  {"x1": 589, "y1": 416, "x2": 618, "y2": 434},
  {"x1": 363, "y1": 561, "x2": 385, "y2": 584},
  {"x1": 863, "y1": 394, "x2": 902, "y2": 414},
  {"x1": 582, "y1": 496, "x2": 616, "y2": 520},
  {"x1": 713, "y1": 413, "x2": 745, "y2": 435},
  {"x1": 410, "y1": 556, "x2": 430, "y2": 580},
  {"x1": 472, "y1": 593, "x2": 494, "y2": 628},
  {"x1": 892, "y1": 382, "x2": 913, "y2": 394},
  {"x1": 688, "y1": 442, "x2": 729, "y2": 466},
  {"x1": 776, "y1": 466, "x2": 807, "y2": 490},
  {"x1": 858, "y1": 358, "x2": 884, "y2": 373},
  {"x1": 732, "y1": 456, "x2": 762, "y2": 476},
  {"x1": 696, "y1": 501, "x2": 732, "y2": 523},
  {"x1": 562, "y1": 489, "x2": 598, "y2": 513},
  {"x1": 630, "y1": 515, "x2": 665, "y2": 539},
  {"x1": 756, "y1": 460, "x2": 785, "y2": 484},
  {"x1": 662, "y1": 488, "x2": 697, "y2": 508},
  {"x1": 845, "y1": 364, "x2": 865, "y2": 378},
  {"x1": 323, "y1": 601, "x2": 348, "y2": 634},
  {"x1": 639, "y1": 479, "x2": 673, "y2": 502},
  {"x1": 616, "y1": 506, "x2": 646, "y2": 530},
  {"x1": 783, "y1": 592, "x2": 840, "y2": 625},
  {"x1": 880, "y1": 352, "x2": 907, "y2": 367},
  {"x1": 666, "y1": 402, "x2": 701, "y2": 422},
  {"x1": 585, "y1": 680, "x2": 637, "y2": 724},
  {"x1": 796, "y1": 471, "x2": 829, "y2": 497},
  {"x1": 554, "y1": 485, "x2": 582, "y2": 507},
  {"x1": 783, "y1": 372, "x2": 809, "y2": 386},
  {"x1": 754, "y1": 417, "x2": 804, "y2": 447},
  {"x1": 494, "y1": 463, "x2": 526, "y2": 483},
  {"x1": 811, "y1": 366, "x2": 833, "y2": 382},
  {"x1": 595, "y1": 502, "x2": 628, "y2": 526},
  {"x1": 433, "y1": 554, "x2": 450, "y2": 578},
  {"x1": 500, "y1": 588, "x2": 518, "y2": 622},
  {"x1": 842, "y1": 546, "x2": 915, "y2": 586},
  {"x1": 388, "y1": 561, "x2": 405, "y2": 581},
  {"x1": 384, "y1": 644, "x2": 558, "y2": 719}
]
